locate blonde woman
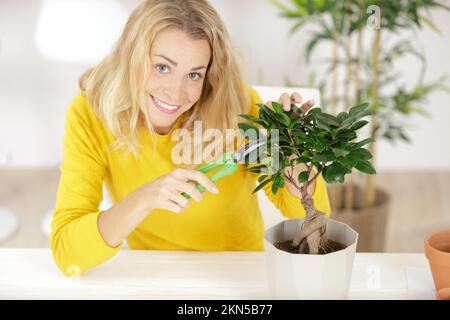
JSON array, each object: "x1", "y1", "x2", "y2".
[{"x1": 50, "y1": 0, "x2": 331, "y2": 276}]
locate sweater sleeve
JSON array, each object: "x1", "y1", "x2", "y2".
[
  {"x1": 245, "y1": 85, "x2": 331, "y2": 218},
  {"x1": 50, "y1": 93, "x2": 122, "y2": 277}
]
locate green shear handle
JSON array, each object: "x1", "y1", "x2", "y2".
[
  {"x1": 181, "y1": 152, "x2": 238, "y2": 199},
  {"x1": 180, "y1": 138, "x2": 267, "y2": 199}
]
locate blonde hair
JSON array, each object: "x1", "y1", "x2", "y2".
[{"x1": 79, "y1": 0, "x2": 249, "y2": 167}]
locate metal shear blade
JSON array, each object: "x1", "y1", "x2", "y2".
[
  {"x1": 181, "y1": 136, "x2": 267, "y2": 200},
  {"x1": 233, "y1": 137, "x2": 267, "y2": 164}
]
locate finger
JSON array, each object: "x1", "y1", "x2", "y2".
[
  {"x1": 264, "y1": 100, "x2": 273, "y2": 110},
  {"x1": 173, "y1": 179, "x2": 205, "y2": 202},
  {"x1": 169, "y1": 191, "x2": 191, "y2": 209},
  {"x1": 278, "y1": 93, "x2": 291, "y2": 111},
  {"x1": 173, "y1": 169, "x2": 219, "y2": 194},
  {"x1": 291, "y1": 92, "x2": 302, "y2": 104},
  {"x1": 162, "y1": 200, "x2": 184, "y2": 214},
  {"x1": 300, "y1": 99, "x2": 315, "y2": 113}
]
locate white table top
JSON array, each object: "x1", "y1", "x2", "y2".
[{"x1": 0, "y1": 248, "x2": 435, "y2": 300}]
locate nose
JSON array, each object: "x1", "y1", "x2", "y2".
[{"x1": 164, "y1": 79, "x2": 185, "y2": 105}]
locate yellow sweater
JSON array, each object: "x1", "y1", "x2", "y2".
[{"x1": 50, "y1": 85, "x2": 331, "y2": 276}]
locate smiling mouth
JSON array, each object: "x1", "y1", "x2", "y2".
[{"x1": 149, "y1": 94, "x2": 182, "y2": 114}]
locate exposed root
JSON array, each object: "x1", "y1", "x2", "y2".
[
  {"x1": 292, "y1": 213, "x2": 328, "y2": 247},
  {"x1": 281, "y1": 168, "x2": 332, "y2": 255},
  {"x1": 298, "y1": 238, "x2": 308, "y2": 254},
  {"x1": 306, "y1": 229, "x2": 322, "y2": 254},
  {"x1": 291, "y1": 193, "x2": 329, "y2": 254}
]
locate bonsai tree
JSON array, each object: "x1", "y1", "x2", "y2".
[{"x1": 238, "y1": 101, "x2": 376, "y2": 254}]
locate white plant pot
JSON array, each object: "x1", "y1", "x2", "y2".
[{"x1": 264, "y1": 218, "x2": 358, "y2": 300}]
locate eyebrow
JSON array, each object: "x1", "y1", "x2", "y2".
[{"x1": 154, "y1": 54, "x2": 207, "y2": 71}]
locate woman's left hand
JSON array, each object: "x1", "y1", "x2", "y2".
[{"x1": 265, "y1": 92, "x2": 315, "y2": 113}]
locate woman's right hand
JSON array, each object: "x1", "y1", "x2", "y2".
[{"x1": 136, "y1": 168, "x2": 219, "y2": 214}]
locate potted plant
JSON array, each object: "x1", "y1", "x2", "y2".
[
  {"x1": 270, "y1": 0, "x2": 450, "y2": 252},
  {"x1": 425, "y1": 229, "x2": 450, "y2": 300},
  {"x1": 238, "y1": 100, "x2": 375, "y2": 299}
]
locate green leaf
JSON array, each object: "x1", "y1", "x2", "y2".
[
  {"x1": 273, "y1": 112, "x2": 292, "y2": 126},
  {"x1": 323, "y1": 164, "x2": 345, "y2": 183},
  {"x1": 271, "y1": 174, "x2": 285, "y2": 195},
  {"x1": 316, "y1": 120, "x2": 331, "y2": 131},
  {"x1": 271, "y1": 101, "x2": 284, "y2": 113},
  {"x1": 274, "y1": 174, "x2": 285, "y2": 188},
  {"x1": 245, "y1": 165, "x2": 270, "y2": 174},
  {"x1": 238, "y1": 123, "x2": 260, "y2": 139},
  {"x1": 339, "y1": 157, "x2": 358, "y2": 170},
  {"x1": 352, "y1": 138, "x2": 375, "y2": 149},
  {"x1": 337, "y1": 112, "x2": 349, "y2": 122},
  {"x1": 253, "y1": 178, "x2": 271, "y2": 194},
  {"x1": 350, "y1": 120, "x2": 369, "y2": 131},
  {"x1": 354, "y1": 109, "x2": 372, "y2": 119},
  {"x1": 276, "y1": 136, "x2": 291, "y2": 144},
  {"x1": 349, "y1": 102, "x2": 369, "y2": 116},
  {"x1": 288, "y1": 18, "x2": 310, "y2": 35},
  {"x1": 349, "y1": 148, "x2": 372, "y2": 161},
  {"x1": 298, "y1": 171, "x2": 309, "y2": 183},
  {"x1": 337, "y1": 130, "x2": 357, "y2": 140},
  {"x1": 258, "y1": 175, "x2": 268, "y2": 183},
  {"x1": 308, "y1": 108, "x2": 321, "y2": 115},
  {"x1": 338, "y1": 116, "x2": 356, "y2": 130},
  {"x1": 292, "y1": 129, "x2": 307, "y2": 139},
  {"x1": 312, "y1": 150, "x2": 335, "y2": 163},
  {"x1": 295, "y1": 156, "x2": 310, "y2": 164},
  {"x1": 399, "y1": 132, "x2": 410, "y2": 143},
  {"x1": 420, "y1": 15, "x2": 442, "y2": 34},
  {"x1": 269, "y1": 0, "x2": 299, "y2": 16},
  {"x1": 316, "y1": 113, "x2": 340, "y2": 127},
  {"x1": 332, "y1": 148, "x2": 350, "y2": 158},
  {"x1": 355, "y1": 160, "x2": 376, "y2": 175},
  {"x1": 315, "y1": 141, "x2": 326, "y2": 152},
  {"x1": 239, "y1": 114, "x2": 268, "y2": 127},
  {"x1": 271, "y1": 183, "x2": 279, "y2": 195},
  {"x1": 259, "y1": 110, "x2": 270, "y2": 125},
  {"x1": 260, "y1": 104, "x2": 276, "y2": 115},
  {"x1": 305, "y1": 33, "x2": 332, "y2": 63}
]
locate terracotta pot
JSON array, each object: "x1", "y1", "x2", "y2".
[
  {"x1": 424, "y1": 229, "x2": 450, "y2": 297},
  {"x1": 436, "y1": 288, "x2": 450, "y2": 300},
  {"x1": 329, "y1": 185, "x2": 390, "y2": 252}
]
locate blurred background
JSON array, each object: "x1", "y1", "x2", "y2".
[{"x1": 0, "y1": 0, "x2": 449, "y2": 252}]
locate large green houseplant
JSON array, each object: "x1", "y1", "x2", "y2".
[{"x1": 270, "y1": 0, "x2": 450, "y2": 251}]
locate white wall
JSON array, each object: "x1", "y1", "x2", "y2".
[{"x1": 1, "y1": 0, "x2": 449, "y2": 169}]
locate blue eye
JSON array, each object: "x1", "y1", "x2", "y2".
[
  {"x1": 156, "y1": 64, "x2": 169, "y2": 73},
  {"x1": 188, "y1": 72, "x2": 201, "y2": 81}
]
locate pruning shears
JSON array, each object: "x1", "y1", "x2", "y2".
[{"x1": 181, "y1": 137, "x2": 267, "y2": 199}]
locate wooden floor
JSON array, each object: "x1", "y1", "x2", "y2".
[{"x1": 0, "y1": 168, "x2": 449, "y2": 252}]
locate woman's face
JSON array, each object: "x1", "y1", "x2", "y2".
[{"x1": 144, "y1": 27, "x2": 211, "y2": 134}]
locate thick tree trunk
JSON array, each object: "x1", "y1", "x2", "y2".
[
  {"x1": 343, "y1": 31, "x2": 353, "y2": 212},
  {"x1": 364, "y1": 29, "x2": 381, "y2": 208},
  {"x1": 329, "y1": 35, "x2": 342, "y2": 212},
  {"x1": 346, "y1": 27, "x2": 364, "y2": 211},
  {"x1": 292, "y1": 193, "x2": 328, "y2": 254}
]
